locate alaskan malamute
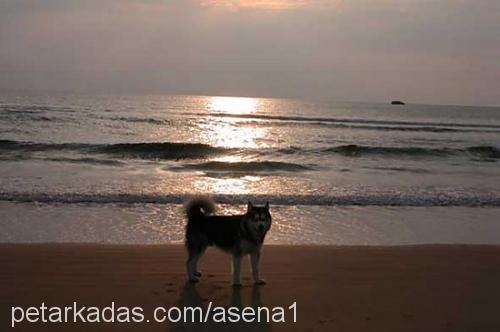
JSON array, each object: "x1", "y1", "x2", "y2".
[{"x1": 184, "y1": 198, "x2": 272, "y2": 286}]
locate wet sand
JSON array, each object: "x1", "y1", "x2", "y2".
[{"x1": 1, "y1": 244, "x2": 500, "y2": 331}]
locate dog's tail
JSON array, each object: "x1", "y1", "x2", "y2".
[{"x1": 184, "y1": 197, "x2": 216, "y2": 223}]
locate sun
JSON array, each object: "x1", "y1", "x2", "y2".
[
  {"x1": 200, "y1": 0, "x2": 330, "y2": 10},
  {"x1": 208, "y1": 96, "x2": 259, "y2": 114}
]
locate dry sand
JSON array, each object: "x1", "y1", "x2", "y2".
[{"x1": 1, "y1": 244, "x2": 500, "y2": 331}]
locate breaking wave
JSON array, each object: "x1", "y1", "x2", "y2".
[
  {"x1": 323, "y1": 144, "x2": 500, "y2": 159},
  {"x1": 0, "y1": 140, "x2": 230, "y2": 160},
  {"x1": 325, "y1": 145, "x2": 454, "y2": 157},
  {"x1": 0, "y1": 191, "x2": 499, "y2": 207},
  {"x1": 1, "y1": 140, "x2": 499, "y2": 162}
]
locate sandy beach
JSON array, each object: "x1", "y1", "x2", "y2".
[
  {"x1": 2, "y1": 0, "x2": 500, "y2": 330},
  {"x1": 1, "y1": 244, "x2": 500, "y2": 331}
]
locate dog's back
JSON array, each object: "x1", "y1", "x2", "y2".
[{"x1": 185, "y1": 198, "x2": 246, "y2": 252}]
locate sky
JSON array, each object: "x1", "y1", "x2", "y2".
[{"x1": 0, "y1": 0, "x2": 499, "y2": 106}]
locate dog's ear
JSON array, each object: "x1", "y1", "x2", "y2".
[
  {"x1": 247, "y1": 201, "x2": 253, "y2": 212},
  {"x1": 265, "y1": 201, "x2": 269, "y2": 210}
]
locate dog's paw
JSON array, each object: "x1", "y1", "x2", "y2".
[
  {"x1": 194, "y1": 271, "x2": 202, "y2": 277},
  {"x1": 254, "y1": 279, "x2": 266, "y2": 285},
  {"x1": 188, "y1": 277, "x2": 199, "y2": 283}
]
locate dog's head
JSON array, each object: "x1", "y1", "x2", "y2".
[{"x1": 245, "y1": 201, "x2": 272, "y2": 242}]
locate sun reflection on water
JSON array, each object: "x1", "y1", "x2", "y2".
[
  {"x1": 193, "y1": 176, "x2": 260, "y2": 195},
  {"x1": 199, "y1": 97, "x2": 268, "y2": 149},
  {"x1": 191, "y1": 96, "x2": 270, "y2": 194},
  {"x1": 155, "y1": 96, "x2": 274, "y2": 195},
  {"x1": 199, "y1": 119, "x2": 267, "y2": 149},
  {"x1": 208, "y1": 96, "x2": 259, "y2": 114}
]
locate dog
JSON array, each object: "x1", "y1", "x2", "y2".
[{"x1": 184, "y1": 198, "x2": 272, "y2": 286}]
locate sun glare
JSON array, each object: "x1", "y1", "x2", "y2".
[
  {"x1": 208, "y1": 96, "x2": 259, "y2": 114},
  {"x1": 201, "y1": 0, "x2": 328, "y2": 10}
]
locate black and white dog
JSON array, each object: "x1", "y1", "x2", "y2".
[{"x1": 184, "y1": 198, "x2": 272, "y2": 286}]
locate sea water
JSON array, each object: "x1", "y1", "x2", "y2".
[{"x1": 1, "y1": 94, "x2": 499, "y2": 244}]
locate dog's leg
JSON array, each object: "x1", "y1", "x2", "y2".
[
  {"x1": 186, "y1": 253, "x2": 197, "y2": 282},
  {"x1": 250, "y1": 249, "x2": 266, "y2": 285},
  {"x1": 232, "y1": 255, "x2": 242, "y2": 286},
  {"x1": 186, "y1": 248, "x2": 205, "y2": 282},
  {"x1": 193, "y1": 247, "x2": 205, "y2": 278}
]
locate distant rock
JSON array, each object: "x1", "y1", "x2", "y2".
[{"x1": 391, "y1": 100, "x2": 405, "y2": 105}]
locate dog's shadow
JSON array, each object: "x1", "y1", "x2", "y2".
[{"x1": 168, "y1": 282, "x2": 272, "y2": 332}]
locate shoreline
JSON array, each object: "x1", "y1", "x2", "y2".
[
  {"x1": 3, "y1": 202, "x2": 500, "y2": 245},
  {"x1": 2, "y1": 244, "x2": 500, "y2": 331}
]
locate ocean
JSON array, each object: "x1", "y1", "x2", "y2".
[{"x1": 1, "y1": 94, "x2": 499, "y2": 245}]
